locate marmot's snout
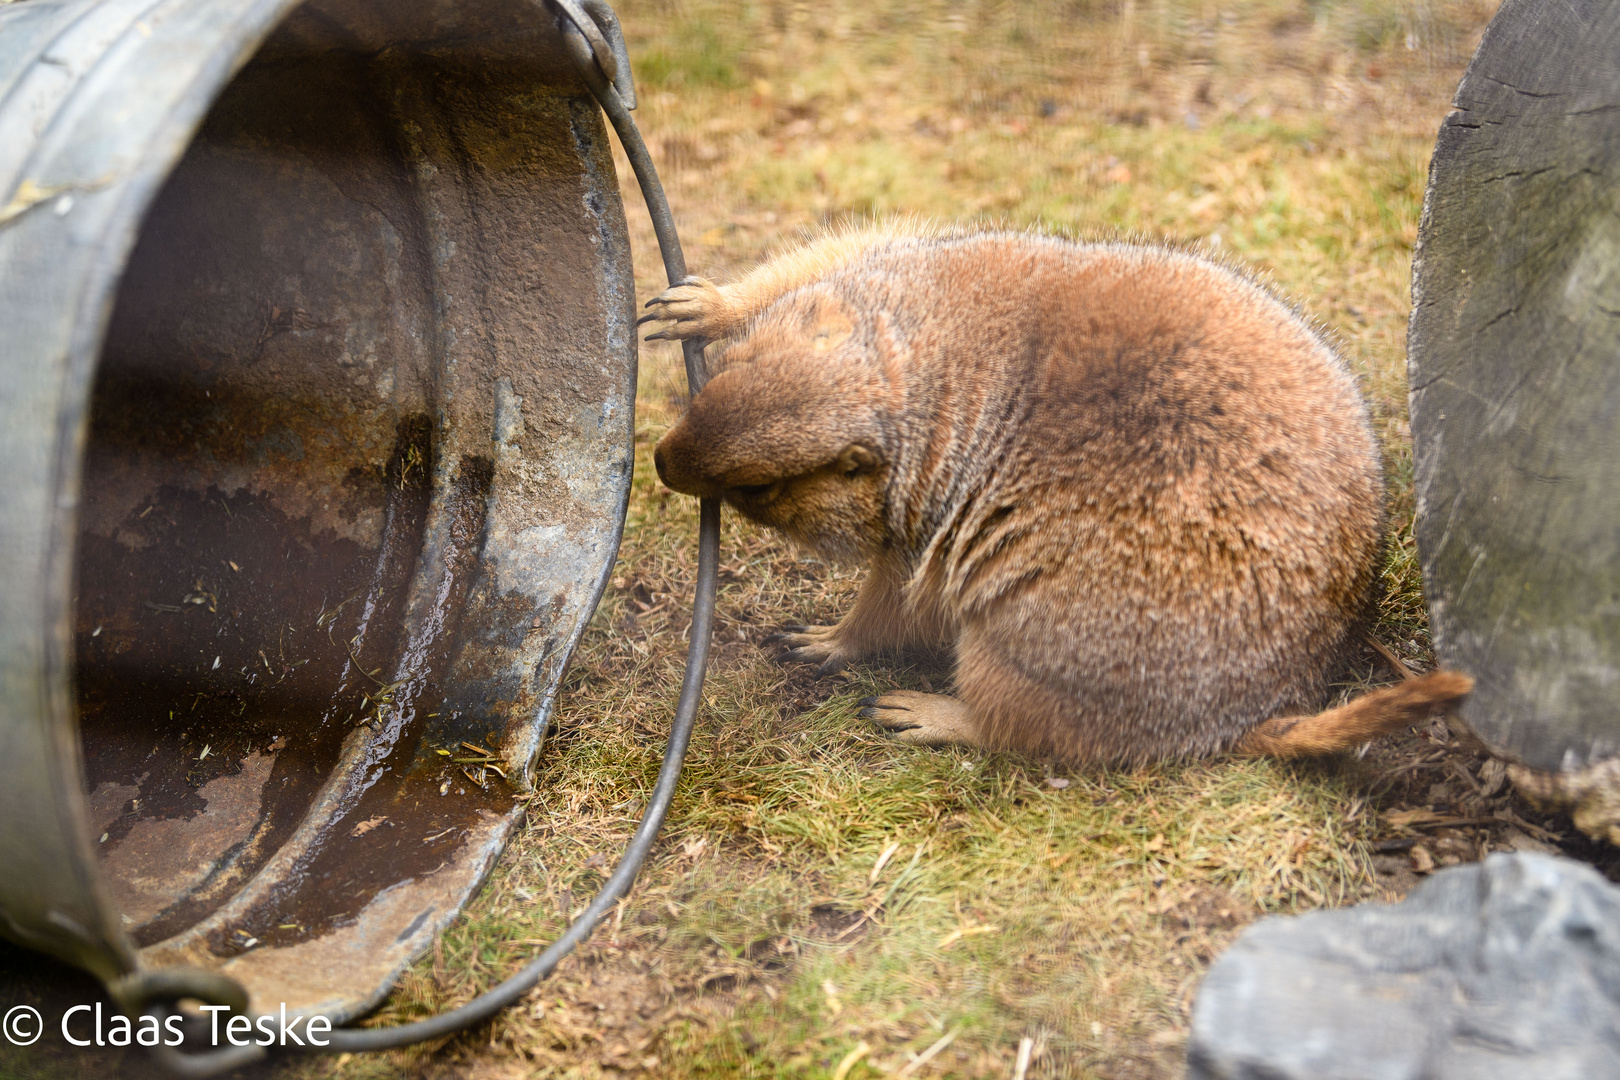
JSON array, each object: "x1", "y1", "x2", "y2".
[
  {"x1": 652, "y1": 441, "x2": 671, "y2": 488},
  {"x1": 652, "y1": 418, "x2": 718, "y2": 498}
]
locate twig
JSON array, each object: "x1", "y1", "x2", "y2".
[
  {"x1": 870, "y1": 840, "x2": 902, "y2": 884},
  {"x1": 1376, "y1": 750, "x2": 1448, "y2": 781},
  {"x1": 832, "y1": 1042, "x2": 869, "y2": 1080},
  {"x1": 1399, "y1": 816, "x2": 1498, "y2": 830},
  {"x1": 937, "y1": 924, "x2": 1000, "y2": 949},
  {"x1": 1012, "y1": 1037, "x2": 1035, "y2": 1080},
  {"x1": 1495, "y1": 809, "x2": 1561, "y2": 843},
  {"x1": 1362, "y1": 630, "x2": 1416, "y2": 681},
  {"x1": 896, "y1": 1030, "x2": 958, "y2": 1079}
]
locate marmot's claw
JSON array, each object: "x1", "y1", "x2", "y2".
[
  {"x1": 639, "y1": 276, "x2": 727, "y2": 341},
  {"x1": 780, "y1": 646, "x2": 845, "y2": 673},
  {"x1": 858, "y1": 691, "x2": 979, "y2": 747},
  {"x1": 641, "y1": 276, "x2": 702, "y2": 306},
  {"x1": 766, "y1": 624, "x2": 829, "y2": 646},
  {"x1": 770, "y1": 623, "x2": 854, "y2": 674},
  {"x1": 860, "y1": 704, "x2": 920, "y2": 732}
]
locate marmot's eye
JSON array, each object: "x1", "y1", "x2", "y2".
[{"x1": 732, "y1": 482, "x2": 774, "y2": 498}]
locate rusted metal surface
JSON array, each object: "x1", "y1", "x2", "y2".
[{"x1": 1, "y1": 0, "x2": 634, "y2": 1025}]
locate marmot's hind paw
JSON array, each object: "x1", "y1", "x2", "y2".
[
  {"x1": 763, "y1": 623, "x2": 848, "y2": 676},
  {"x1": 859, "y1": 691, "x2": 983, "y2": 749},
  {"x1": 639, "y1": 276, "x2": 730, "y2": 341}
]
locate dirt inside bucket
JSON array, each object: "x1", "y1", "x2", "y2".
[{"x1": 74, "y1": 407, "x2": 514, "y2": 952}]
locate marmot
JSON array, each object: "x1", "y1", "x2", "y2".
[{"x1": 645, "y1": 226, "x2": 1470, "y2": 765}]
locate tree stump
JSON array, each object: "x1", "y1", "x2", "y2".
[{"x1": 1410, "y1": 0, "x2": 1620, "y2": 836}]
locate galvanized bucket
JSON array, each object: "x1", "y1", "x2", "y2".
[{"x1": 0, "y1": 0, "x2": 635, "y2": 1025}]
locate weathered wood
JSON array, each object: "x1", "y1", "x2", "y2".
[{"x1": 1410, "y1": 0, "x2": 1620, "y2": 774}]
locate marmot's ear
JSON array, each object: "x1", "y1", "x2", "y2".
[
  {"x1": 835, "y1": 443, "x2": 884, "y2": 476},
  {"x1": 801, "y1": 294, "x2": 854, "y2": 353}
]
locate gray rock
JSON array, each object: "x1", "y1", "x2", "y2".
[{"x1": 1187, "y1": 853, "x2": 1620, "y2": 1080}]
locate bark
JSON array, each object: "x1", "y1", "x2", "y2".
[{"x1": 1410, "y1": 0, "x2": 1620, "y2": 773}]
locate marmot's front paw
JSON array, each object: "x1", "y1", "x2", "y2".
[
  {"x1": 637, "y1": 276, "x2": 731, "y2": 341},
  {"x1": 762, "y1": 624, "x2": 850, "y2": 677}
]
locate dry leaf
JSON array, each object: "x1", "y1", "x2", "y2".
[{"x1": 351, "y1": 815, "x2": 386, "y2": 837}]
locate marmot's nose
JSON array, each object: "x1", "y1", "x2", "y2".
[{"x1": 651, "y1": 430, "x2": 716, "y2": 497}]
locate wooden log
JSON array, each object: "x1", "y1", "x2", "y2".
[{"x1": 1410, "y1": 0, "x2": 1620, "y2": 776}]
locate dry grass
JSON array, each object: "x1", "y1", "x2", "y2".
[
  {"x1": 324, "y1": 3, "x2": 1509, "y2": 1078},
  {"x1": 10, "y1": 2, "x2": 1593, "y2": 1079}
]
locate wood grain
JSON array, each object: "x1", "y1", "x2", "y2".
[{"x1": 1410, "y1": 0, "x2": 1620, "y2": 771}]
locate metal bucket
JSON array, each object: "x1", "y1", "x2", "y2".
[{"x1": 0, "y1": 0, "x2": 634, "y2": 1023}]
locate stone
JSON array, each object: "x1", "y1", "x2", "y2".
[{"x1": 1187, "y1": 853, "x2": 1620, "y2": 1079}]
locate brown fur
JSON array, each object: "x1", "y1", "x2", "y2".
[{"x1": 647, "y1": 226, "x2": 1470, "y2": 766}]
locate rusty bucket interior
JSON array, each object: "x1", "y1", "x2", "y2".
[{"x1": 0, "y1": 0, "x2": 635, "y2": 1024}]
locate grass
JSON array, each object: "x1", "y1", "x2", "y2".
[
  {"x1": 324, "y1": 3, "x2": 1503, "y2": 1077},
  {"x1": 0, "y1": 1, "x2": 1513, "y2": 1078}
]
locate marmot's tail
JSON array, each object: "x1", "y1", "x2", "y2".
[{"x1": 1234, "y1": 670, "x2": 1473, "y2": 758}]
